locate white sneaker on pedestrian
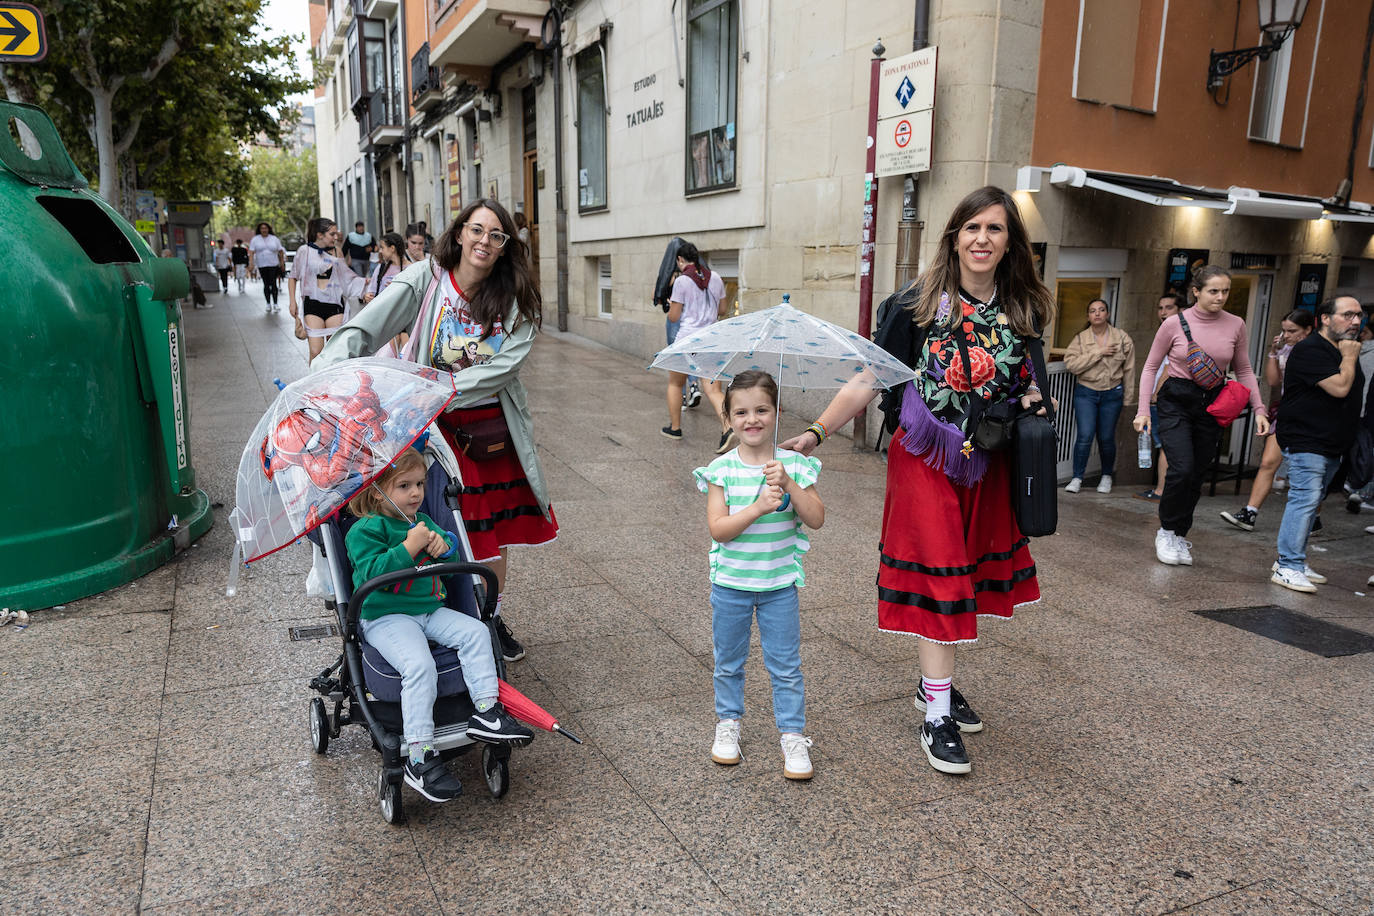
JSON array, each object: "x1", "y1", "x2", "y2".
[
  {"x1": 1271, "y1": 566, "x2": 1317, "y2": 593},
  {"x1": 1096, "y1": 475, "x2": 1113, "y2": 494},
  {"x1": 1155, "y1": 528, "x2": 1181, "y2": 565},
  {"x1": 1065, "y1": 478, "x2": 1082, "y2": 493},
  {"x1": 1173, "y1": 533, "x2": 1193, "y2": 566},
  {"x1": 1271, "y1": 561, "x2": 1326, "y2": 584},
  {"x1": 781, "y1": 733, "x2": 813, "y2": 780},
  {"x1": 711, "y1": 719, "x2": 741, "y2": 765}
]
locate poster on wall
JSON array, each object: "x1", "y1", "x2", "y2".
[
  {"x1": 1293, "y1": 262, "x2": 1327, "y2": 313},
  {"x1": 1165, "y1": 248, "x2": 1209, "y2": 295}
]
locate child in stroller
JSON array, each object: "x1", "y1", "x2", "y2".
[{"x1": 342, "y1": 446, "x2": 532, "y2": 803}]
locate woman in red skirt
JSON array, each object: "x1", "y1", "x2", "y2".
[
  {"x1": 783, "y1": 186, "x2": 1054, "y2": 774},
  {"x1": 317, "y1": 198, "x2": 558, "y2": 662}
]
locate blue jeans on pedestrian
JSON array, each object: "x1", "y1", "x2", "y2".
[
  {"x1": 711, "y1": 583, "x2": 805, "y2": 733},
  {"x1": 360, "y1": 608, "x2": 499, "y2": 745},
  {"x1": 1276, "y1": 450, "x2": 1340, "y2": 572},
  {"x1": 1071, "y1": 383, "x2": 1125, "y2": 479},
  {"x1": 666, "y1": 317, "x2": 697, "y2": 387}
]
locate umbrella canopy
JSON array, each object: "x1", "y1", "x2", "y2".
[
  {"x1": 231, "y1": 357, "x2": 457, "y2": 564},
  {"x1": 498, "y1": 678, "x2": 582, "y2": 744},
  {"x1": 648, "y1": 298, "x2": 915, "y2": 391}
]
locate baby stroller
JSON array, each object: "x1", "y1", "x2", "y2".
[{"x1": 304, "y1": 442, "x2": 524, "y2": 825}]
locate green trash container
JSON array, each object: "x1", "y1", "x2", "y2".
[{"x1": 0, "y1": 101, "x2": 213, "y2": 610}]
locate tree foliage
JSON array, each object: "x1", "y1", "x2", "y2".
[
  {"x1": 0, "y1": 0, "x2": 310, "y2": 215},
  {"x1": 215, "y1": 144, "x2": 319, "y2": 244}
]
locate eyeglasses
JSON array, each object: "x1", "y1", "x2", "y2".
[{"x1": 461, "y1": 222, "x2": 510, "y2": 248}]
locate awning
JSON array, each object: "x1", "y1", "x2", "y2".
[{"x1": 1016, "y1": 165, "x2": 1374, "y2": 223}]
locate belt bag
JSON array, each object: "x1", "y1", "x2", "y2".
[
  {"x1": 451, "y1": 414, "x2": 513, "y2": 462},
  {"x1": 1176, "y1": 312, "x2": 1226, "y2": 389}
]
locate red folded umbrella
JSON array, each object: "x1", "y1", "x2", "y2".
[{"x1": 498, "y1": 678, "x2": 582, "y2": 744}]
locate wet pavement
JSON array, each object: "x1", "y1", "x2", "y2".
[{"x1": 3, "y1": 281, "x2": 1372, "y2": 914}]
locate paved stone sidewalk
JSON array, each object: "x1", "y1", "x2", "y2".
[{"x1": 2, "y1": 282, "x2": 1371, "y2": 914}]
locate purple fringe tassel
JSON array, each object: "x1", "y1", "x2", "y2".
[{"x1": 897, "y1": 382, "x2": 989, "y2": 486}]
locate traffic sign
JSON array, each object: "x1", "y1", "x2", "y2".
[
  {"x1": 875, "y1": 108, "x2": 932, "y2": 177},
  {"x1": 877, "y1": 47, "x2": 936, "y2": 120},
  {"x1": 894, "y1": 119, "x2": 912, "y2": 149},
  {"x1": 0, "y1": 3, "x2": 44, "y2": 62}
]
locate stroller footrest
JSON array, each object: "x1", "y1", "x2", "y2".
[{"x1": 400, "y1": 721, "x2": 473, "y2": 757}]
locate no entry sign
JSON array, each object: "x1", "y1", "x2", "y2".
[{"x1": 894, "y1": 119, "x2": 912, "y2": 149}]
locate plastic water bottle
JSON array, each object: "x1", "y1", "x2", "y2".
[{"x1": 1137, "y1": 429, "x2": 1152, "y2": 469}]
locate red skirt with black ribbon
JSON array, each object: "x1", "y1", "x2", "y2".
[
  {"x1": 877, "y1": 433, "x2": 1039, "y2": 644},
  {"x1": 436, "y1": 404, "x2": 559, "y2": 563}
]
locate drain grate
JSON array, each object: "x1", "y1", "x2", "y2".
[
  {"x1": 1194, "y1": 606, "x2": 1374, "y2": 658},
  {"x1": 288, "y1": 624, "x2": 339, "y2": 641}
]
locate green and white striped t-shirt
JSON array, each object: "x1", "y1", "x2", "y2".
[{"x1": 694, "y1": 448, "x2": 821, "y2": 592}]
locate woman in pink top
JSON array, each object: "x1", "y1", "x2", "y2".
[{"x1": 1133, "y1": 266, "x2": 1269, "y2": 566}]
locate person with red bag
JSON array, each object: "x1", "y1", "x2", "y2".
[{"x1": 1133, "y1": 266, "x2": 1268, "y2": 566}]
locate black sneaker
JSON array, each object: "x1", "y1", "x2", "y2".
[
  {"x1": 404, "y1": 748, "x2": 463, "y2": 802},
  {"x1": 1219, "y1": 507, "x2": 1257, "y2": 531},
  {"x1": 494, "y1": 615, "x2": 525, "y2": 661},
  {"x1": 466, "y1": 702, "x2": 535, "y2": 745},
  {"x1": 661, "y1": 425, "x2": 683, "y2": 440},
  {"x1": 920, "y1": 716, "x2": 971, "y2": 774},
  {"x1": 913, "y1": 679, "x2": 984, "y2": 733},
  {"x1": 716, "y1": 429, "x2": 738, "y2": 454},
  {"x1": 1311, "y1": 516, "x2": 1324, "y2": 534},
  {"x1": 686, "y1": 384, "x2": 703, "y2": 408}
]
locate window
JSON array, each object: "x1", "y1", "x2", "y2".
[
  {"x1": 1052, "y1": 279, "x2": 1120, "y2": 350},
  {"x1": 1072, "y1": 0, "x2": 1169, "y2": 112},
  {"x1": 576, "y1": 47, "x2": 607, "y2": 211},
  {"x1": 389, "y1": 21, "x2": 402, "y2": 122},
  {"x1": 346, "y1": 27, "x2": 360, "y2": 105},
  {"x1": 598, "y1": 257, "x2": 613, "y2": 315},
  {"x1": 706, "y1": 249, "x2": 739, "y2": 315},
  {"x1": 686, "y1": 0, "x2": 737, "y2": 192},
  {"x1": 1248, "y1": 37, "x2": 1293, "y2": 143}
]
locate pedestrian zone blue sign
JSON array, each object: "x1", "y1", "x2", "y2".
[{"x1": 895, "y1": 75, "x2": 915, "y2": 109}]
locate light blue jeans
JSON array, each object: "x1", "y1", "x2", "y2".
[
  {"x1": 1071, "y1": 383, "x2": 1125, "y2": 478},
  {"x1": 666, "y1": 317, "x2": 697, "y2": 388},
  {"x1": 1275, "y1": 450, "x2": 1340, "y2": 573},
  {"x1": 711, "y1": 583, "x2": 805, "y2": 733},
  {"x1": 360, "y1": 608, "x2": 498, "y2": 745}
]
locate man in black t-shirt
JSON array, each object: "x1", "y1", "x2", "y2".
[
  {"x1": 1271, "y1": 296, "x2": 1365, "y2": 592},
  {"x1": 230, "y1": 239, "x2": 250, "y2": 293}
]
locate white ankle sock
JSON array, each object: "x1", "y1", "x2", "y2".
[
  {"x1": 921, "y1": 676, "x2": 952, "y2": 724},
  {"x1": 1246, "y1": 505, "x2": 1258, "y2": 514}
]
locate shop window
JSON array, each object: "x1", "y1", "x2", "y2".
[
  {"x1": 598, "y1": 257, "x2": 612, "y2": 315},
  {"x1": 1073, "y1": 0, "x2": 1168, "y2": 112},
  {"x1": 576, "y1": 46, "x2": 608, "y2": 211},
  {"x1": 1248, "y1": 38, "x2": 1293, "y2": 143},
  {"x1": 706, "y1": 249, "x2": 739, "y2": 315},
  {"x1": 686, "y1": 0, "x2": 737, "y2": 193}
]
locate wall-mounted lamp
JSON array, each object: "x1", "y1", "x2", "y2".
[{"x1": 1208, "y1": 0, "x2": 1309, "y2": 97}]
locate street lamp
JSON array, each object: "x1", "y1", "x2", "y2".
[{"x1": 1208, "y1": 0, "x2": 1309, "y2": 95}]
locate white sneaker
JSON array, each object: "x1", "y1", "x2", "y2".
[
  {"x1": 1096, "y1": 475, "x2": 1113, "y2": 494},
  {"x1": 711, "y1": 719, "x2": 741, "y2": 765},
  {"x1": 1271, "y1": 566, "x2": 1317, "y2": 593},
  {"x1": 1065, "y1": 478, "x2": 1082, "y2": 493},
  {"x1": 1271, "y1": 561, "x2": 1326, "y2": 584},
  {"x1": 1173, "y1": 534, "x2": 1193, "y2": 566},
  {"x1": 1365, "y1": 526, "x2": 1374, "y2": 535},
  {"x1": 781, "y1": 733, "x2": 813, "y2": 780},
  {"x1": 1155, "y1": 528, "x2": 1181, "y2": 565}
]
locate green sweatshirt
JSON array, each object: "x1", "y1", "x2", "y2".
[{"x1": 344, "y1": 512, "x2": 452, "y2": 620}]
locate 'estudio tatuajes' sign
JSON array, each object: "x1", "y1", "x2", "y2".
[{"x1": 627, "y1": 73, "x2": 663, "y2": 128}]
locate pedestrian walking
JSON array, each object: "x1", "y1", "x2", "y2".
[
  {"x1": 212, "y1": 240, "x2": 232, "y2": 292},
  {"x1": 404, "y1": 224, "x2": 428, "y2": 264},
  {"x1": 695, "y1": 370, "x2": 824, "y2": 780},
  {"x1": 231, "y1": 238, "x2": 250, "y2": 293},
  {"x1": 248, "y1": 222, "x2": 286, "y2": 313},
  {"x1": 1137, "y1": 292, "x2": 1182, "y2": 500},
  {"x1": 655, "y1": 237, "x2": 703, "y2": 411},
  {"x1": 361, "y1": 231, "x2": 405, "y2": 306},
  {"x1": 782, "y1": 185, "x2": 1054, "y2": 776},
  {"x1": 1133, "y1": 266, "x2": 1269, "y2": 567},
  {"x1": 344, "y1": 221, "x2": 375, "y2": 277},
  {"x1": 662, "y1": 241, "x2": 732, "y2": 449},
  {"x1": 1062, "y1": 297, "x2": 1135, "y2": 494},
  {"x1": 1220, "y1": 309, "x2": 1314, "y2": 531},
  {"x1": 1270, "y1": 296, "x2": 1365, "y2": 592},
  {"x1": 288, "y1": 217, "x2": 358, "y2": 363},
  {"x1": 316, "y1": 197, "x2": 556, "y2": 664}
]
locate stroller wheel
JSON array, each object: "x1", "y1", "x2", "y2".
[
  {"x1": 309, "y1": 698, "x2": 329, "y2": 755},
  {"x1": 481, "y1": 744, "x2": 510, "y2": 799},
  {"x1": 378, "y1": 766, "x2": 406, "y2": 825}
]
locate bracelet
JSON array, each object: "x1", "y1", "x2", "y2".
[{"x1": 806, "y1": 421, "x2": 828, "y2": 444}]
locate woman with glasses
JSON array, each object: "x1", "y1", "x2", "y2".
[{"x1": 317, "y1": 199, "x2": 554, "y2": 663}]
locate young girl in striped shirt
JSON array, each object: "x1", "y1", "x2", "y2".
[{"x1": 694, "y1": 371, "x2": 825, "y2": 780}]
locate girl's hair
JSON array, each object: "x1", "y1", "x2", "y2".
[
  {"x1": 256, "y1": 221, "x2": 274, "y2": 234},
  {"x1": 377, "y1": 231, "x2": 404, "y2": 265},
  {"x1": 906, "y1": 186, "x2": 1055, "y2": 336},
  {"x1": 723, "y1": 370, "x2": 779, "y2": 414},
  {"x1": 307, "y1": 217, "x2": 336, "y2": 242},
  {"x1": 1282, "y1": 308, "x2": 1315, "y2": 330},
  {"x1": 1187, "y1": 265, "x2": 1231, "y2": 303},
  {"x1": 346, "y1": 448, "x2": 426, "y2": 518},
  {"x1": 513, "y1": 211, "x2": 528, "y2": 229},
  {"x1": 432, "y1": 198, "x2": 542, "y2": 337},
  {"x1": 677, "y1": 241, "x2": 703, "y2": 269},
  {"x1": 1158, "y1": 291, "x2": 1184, "y2": 310}
]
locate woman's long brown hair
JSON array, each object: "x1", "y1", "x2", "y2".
[
  {"x1": 905, "y1": 186, "x2": 1055, "y2": 337},
  {"x1": 432, "y1": 198, "x2": 542, "y2": 338}
]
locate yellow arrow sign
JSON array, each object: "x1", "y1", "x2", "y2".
[{"x1": 0, "y1": 3, "x2": 44, "y2": 62}]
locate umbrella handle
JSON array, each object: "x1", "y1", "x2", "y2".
[
  {"x1": 437, "y1": 530, "x2": 460, "y2": 559},
  {"x1": 779, "y1": 493, "x2": 791, "y2": 512}
]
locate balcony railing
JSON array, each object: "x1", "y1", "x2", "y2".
[
  {"x1": 358, "y1": 90, "x2": 405, "y2": 148},
  {"x1": 410, "y1": 43, "x2": 443, "y2": 109}
]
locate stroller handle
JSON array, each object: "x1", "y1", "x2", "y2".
[{"x1": 346, "y1": 562, "x2": 500, "y2": 630}]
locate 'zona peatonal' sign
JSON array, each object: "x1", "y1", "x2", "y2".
[
  {"x1": 0, "y1": 3, "x2": 44, "y2": 62},
  {"x1": 875, "y1": 46, "x2": 937, "y2": 177}
]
